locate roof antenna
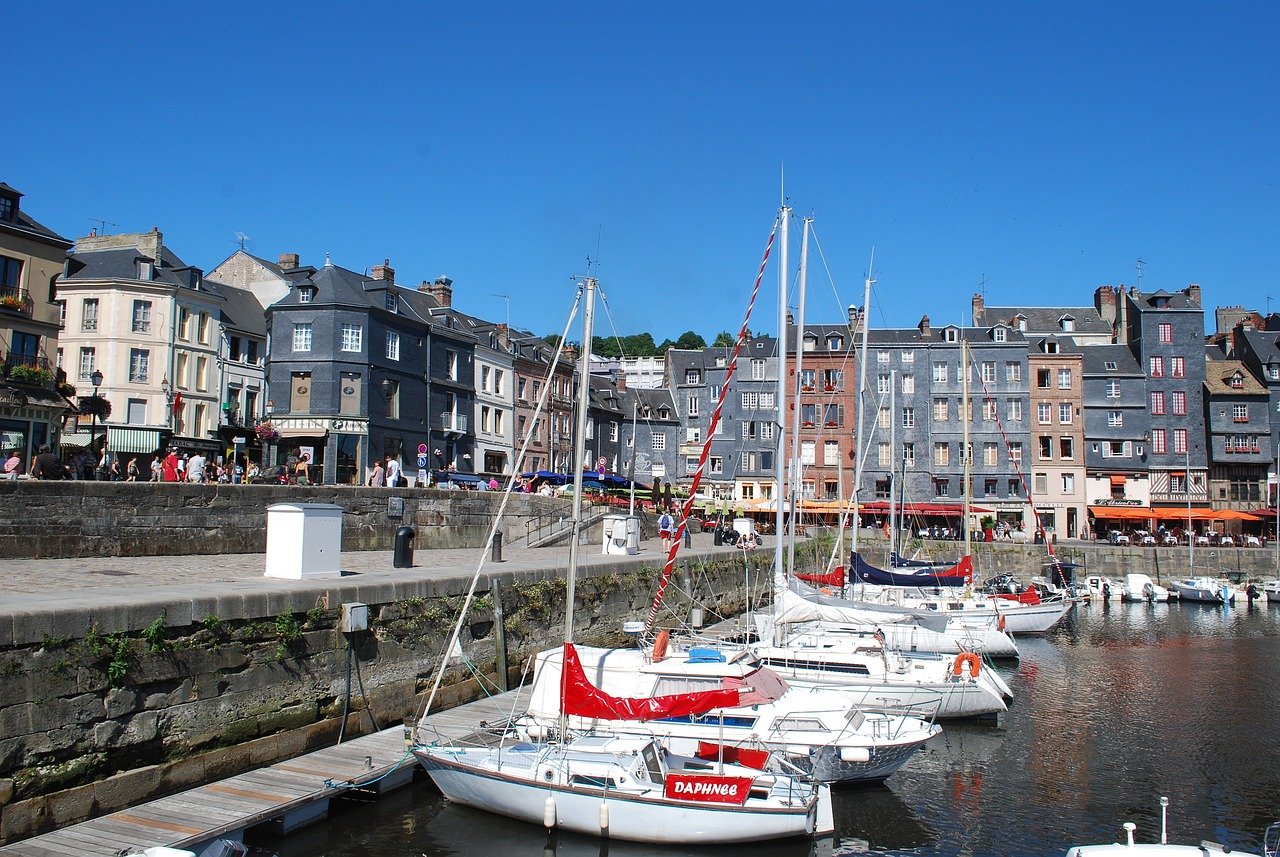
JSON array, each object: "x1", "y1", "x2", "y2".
[
  {"x1": 491, "y1": 291, "x2": 511, "y2": 329},
  {"x1": 1136, "y1": 258, "x2": 1145, "y2": 289},
  {"x1": 89, "y1": 218, "x2": 117, "y2": 235},
  {"x1": 235, "y1": 232, "x2": 250, "y2": 250}
]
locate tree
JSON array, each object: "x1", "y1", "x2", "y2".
[
  {"x1": 712, "y1": 331, "x2": 736, "y2": 347},
  {"x1": 673, "y1": 331, "x2": 707, "y2": 350}
]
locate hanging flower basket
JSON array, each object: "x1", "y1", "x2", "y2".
[{"x1": 254, "y1": 421, "x2": 280, "y2": 442}]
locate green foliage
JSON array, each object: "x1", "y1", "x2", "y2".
[
  {"x1": 82, "y1": 625, "x2": 109, "y2": 658},
  {"x1": 305, "y1": 605, "x2": 327, "y2": 626},
  {"x1": 672, "y1": 331, "x2": 707, "y2": 350},
  {"x1": 712, "y1": 331, "x2": 737, "y2": 347},
  {"x1": 142, "y1": 615, "x2": 169, "y2": 653},
  {"x1": 7, "y1": 365, "x2": 53, "y2": 386},
  {"x1": 41, "y1": 633, "x2": 72, "y2": 651},
  {"x1": 275, "y1": 613, "x2": 302, "y2": 643},
  {"x1": 106, "y1": 633, "x2": 130, "y2": 686},
  {"x1": 201, "y1": 614, "x2": 222, "y2": 632}
]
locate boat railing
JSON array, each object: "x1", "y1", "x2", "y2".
[{"x1": 1263, "y1": 821, "x2": 1279, "y2": 857}]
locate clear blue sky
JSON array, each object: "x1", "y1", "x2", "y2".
[{"x1": 9, "y1": 2, "x2": 1280, "y2": 344}]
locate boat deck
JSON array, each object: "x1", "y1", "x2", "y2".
[{"x1": 0, "y1": 688, "x2": 530, "y2": 857}]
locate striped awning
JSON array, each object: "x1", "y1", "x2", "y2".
[{"x1": 107, "y1": 426, "x2": 168, "y2": 454}]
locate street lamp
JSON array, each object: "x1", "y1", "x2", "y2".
[
  {"x1": 160, "y1": 377, "x2": 172, "y2": 430},
  {"x1": 90, "y1": 369, "x2": 104, "y2": 465}
]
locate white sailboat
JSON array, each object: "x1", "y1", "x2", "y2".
[
  {"x1": 1065, "y1": 797, "x2": 1278, "y2": 857},
  {"x1": 413, "y1": 274, "x2": 832, "y2": 844}
]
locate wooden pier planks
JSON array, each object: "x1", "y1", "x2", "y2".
[{"x1": 0, "y1": 687, "x2": 530, "y2": 857}]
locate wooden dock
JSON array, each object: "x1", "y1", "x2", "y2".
[{"x1": 0, "y1": 688, "x2": 530, "y2": 857}]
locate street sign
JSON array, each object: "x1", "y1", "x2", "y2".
[
  {"x1": 233, "y1": 437, "x2": 246, "y2": 445},
  {"x1": 418, "y1": 468, "x2": 427, "y2": 484},
  {"x1": 416, "y1": 454, "x2": 428, "y2": 468},
  {"x1": 418, "y1": 443, "x2": 428, "y2": 454}
]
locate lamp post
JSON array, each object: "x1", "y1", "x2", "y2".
[
  {"x1": 90, "y1": 369, "x2": 104, "y2": 468},
  {"x1": 264, "y1": 400, "x2": 275, "y2": 469},
  {"x1": 160, "y1": 377, "x2": 172, "y2": 431}
]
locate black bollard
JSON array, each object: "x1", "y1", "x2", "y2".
[
  {"x1": 713, "y1": 523, "x2": 723, "y2": 546},
  {"x1": 393, "y1": 525, "x2": 415, "y2": 568},
  {"x1": 492, "y1": 530, "x2": 504, "y2": 563},
  {"x1": 683, "y1": 526, "x2": 692, "y2": 549}
]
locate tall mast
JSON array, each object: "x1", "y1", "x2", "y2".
[
  {"x1": 773, "y1": 206, "x2": 790, "y2": 592},
  {"x1": 888, "y1": 368, "x2": 896, "y2": 564},
  {"x1": 962, "y1": 337, "x2": 972, "y2": 557},
  {"x1": 787, "y1": 217, "x2": 811, "y2": 576},
  {"x1": 849, "y1": 256, "x2": 874, "y2": 568},
  {"x1": 565, "y1": 277, "x2": 596, "y2": 644}
]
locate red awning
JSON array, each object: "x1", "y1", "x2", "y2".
[
  {"x1": 1088, "y1": 505, "x2": 1151, "y2": 520},
  {"x1": 1109, "y1": 475, "x2": 1126, "y2": 486},
  {"x1": 857, "y1": 500, "x2": 994, "y2": 515}
]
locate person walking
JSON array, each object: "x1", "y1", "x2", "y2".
[
  {"x1": 658, "y1": 508, "x2": 675, "y2": 552},
  {"x1": 150, "y1": 456, "x2": 162, "y2": 482},
  {"x1": 368, "y1": 459, "x2": 385, "y2": 487},
  {"x1": 386, "y1": 454, "x2": 402, "y2": 488},
  {"x1": 30, "y1": 445, "x2": 65, "y2": 480},
  {"x1": 125, "y1": 457, "x2": 140, "y2": 482},
  {"x1": 3, "y1": 450, "x2": 20, "y2": 480},
  {"x1": 161, "y1": 448, "x2": 179, "y2": 482},
  {"x1": 187, "y1": 452, "x2": 206, "y2": 483},
  {"x1": 294, "y1": 452, "x2": 311, "y2": 485}
]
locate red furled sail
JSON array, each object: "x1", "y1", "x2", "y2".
[
  {"x1": 796, "y1": 566, "x2": 845, "y2": 587},
  {"x1": 991, "y1": 587, "x2": 1041, "y2": 605},
  {"x1": 560, "y1": 644, "x2": 742, "y2": 722}
]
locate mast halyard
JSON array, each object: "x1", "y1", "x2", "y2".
[
  {"x1": 787, "y1": 217, "x2": 812, "y2": 578},
  {"x1": 773, "y1": 206, "x2": 790, "y2": 594}
]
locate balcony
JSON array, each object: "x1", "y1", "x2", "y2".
[
  {"x1": 2, "y1": 352, "x2": 54, "y2": 387},
  {"x1": 0, "y1": 285, "x2": 33, "y2": 317},
  {"x1": 441, "y1": 412, "x2": 469, "y2": 433}
]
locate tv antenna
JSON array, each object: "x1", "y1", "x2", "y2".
[
  {"x1": 1135, "y1": 258, "x2": 1145, "y2": 289},
  {"x1": 491, "y1": 291, "x2": 511, "y2": 329},
  {"x1": 234, "y1": 232, "x2": 251, "y2": 250},
  {"x1": 89, "y1": 217, "x2": 117, "y2": 235}
]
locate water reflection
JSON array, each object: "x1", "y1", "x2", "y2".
[{"x1": 271, "y1": 603, "x2": 1280, "y2": 856}]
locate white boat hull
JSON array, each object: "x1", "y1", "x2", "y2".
[
  {"x1": 1170, "y1": 578, "x2": 1237, "y2": 604},
  {"x1": 415, "y1": 747, "x2": 818, "y2": 844},
  {"x1": 1263, "y1": 581, "x2": 1280, "y2": 603}
]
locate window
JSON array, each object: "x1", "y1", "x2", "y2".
[
  {"x1": 494, "y1": 370, "x2": 504, "y2": 396},
  {"x1": 933, "y1": 478, "x2": 949, "y2": 497},
  {"x1": 878, "y1": 442, "x2": 890, "y2": 466},
  {"x1": 751, "y1": 359, "x2": 766, "y2": 380},
  {"x1": 386, "y1": 331, "x2": 400, "y2": 360},
  {"x1": 293, "y1": 323, "x2": 312, "y2": 351},
  {"x1": 800, "y1": 403, "x2": 817, "y2": 426},
  {"x1": 1172, "y1": 356, "x2": 1185, "y2": 378},
  {"x1": 709, "y1": 456, "x2": 723, "y2": 475},
  {"x1": 983, "y1": 442, "x2": 998, "y2": 466},
  {"x1": 480, "y1": 366, "x2": 491, "y2": 392},
  {"x1": 933, "y1": 398, "x2": 948, "y2": 421},
  {"x1": 1062, "y1": 473, "x2": 1075, "y2": 492},
  {"x1": 1007, "y1": 399, "x2": 1023, "y2": 421},
  {"x1": 132, "y1": 300, "x2": 152, "y2": 334},
  {"x1": 687, "y1": 396, "x2": 699, "y2": 417},
  {"x1": 741, "y1": 391, "x2": 758, "y2": 409},
  {"x1": 1106, "y1": 380, "x2": 1121, "y2": 399},
  {"x1": 1059, "y1": 403, "x2": 1073, "y2": 424},
  {"x1": 1150, "y1": 356, "x2": 1164, "y2": 378},
  {"x1": 1006, "y1": 362, "x2": 1021, "y2": 382},
  {"x1": 903, "y1": 442, "x2": 915, "y2": 466},
  {"x1": 1152, "y1": 428, "x2": 1167, "y2": 454},
  {"x1": 799, "y1": 369, "x2": 815, "y2": 390},
  {"x1": 481, "y1": 406, "x2": 491, "y2": 433},
  {"x1": 1060, "y1": 436, "x2": 1074, "y2": 459},
  {"x1": 933, "y1": 362, "x2": 948, "y2": 383},
  {"x1": 518, "y1": 377, "x2": 527, "y2": 400},
  {"x1": 1008, "y1": 479, "x2": 1023, "y2": 497},
  {"x1": 1034, "y1": 473, "x2": 1048, "y2": 495},
  {"x1": 1058, "y1": 368, "x2": 1071, "y2": 389},
  {"x1": 825, "y1": 404, "x2": 842, "y2": 426},
  {"x1": 299, "y1": 286, "x2": 315, "y2": 303},
  {"x1": 1038, "y1": 402, "x2": 1051, "y2": 424},
  {"x1": 1150, "y1": 391, "x2": 1165, "y2": 415},
  {"x1": 827, "y1": 441, "x2": 841, "y2": 466},
  {"x1": 1039, "y1": 436, "x2": 1053, "y2": 459},
  {"x1": 1036, "y1": 368, "x2": 1051, "y2": 388},
  {"x1": 246, "y1": 340, "x2": 259, "y2": 364},
  {"x1": 741, "y1": 421, "x2": 755, "y2": 440},
  {"x1": 1007, "y1": 442, "x2": 1023, "y2": 463},
  {"x1": 902, "y1": 407, "x2": 915, "y2": 428},
  {"x1": 828, "y1": 335, "x2": 843, "y2": 351},
  {"x1": 902, "y1": 350, "x2": 914, "y2": 364},
  {"x1": 983, "y1": 398, "x2": 997, "y2": 421},
  {"x1": 197, "y1": 313, "x2": 210, "y2": 344},
  {"x1": 800, "y1": 441, "x2": 815, "y2": 465},
  {"x1": 178, "y1": 307, "x2": 191, "y2": 339},
  {"x1": 651, "y1": 433, "x2": 665, "y2": 451},
  {"x1": 901, "y1": 374, "x2": 915, "y2": 394},
  {"x1": 385, "y1": 291, "x2": 398, "y2": 313},
  {"x1": 82, "y1": 298, "x2": 99, "y2": 332},
  {"x1": 687, "y1": 427, "x2": 702, "y2": 443},
  {"x1": 878, "y1": 407, "x2": 890, "y2": 429},
  {"x1": 1108, "y1": 410, "x2": 1123, "y2": 427},
  {"x1": 1233, "y1": 404, "x2": 1248, "y2": 422},
  {"x1": 128, "y1": 348, "x2": 149, "y2": 383},
  {"x1": 875, "y1": 479, "x2": 891, "y2": 500},
  {"x1": 984, "y1": 478, "x2": 998, "y2": 497},
  {"x1": 759, "y1": 392, "x2": 775, "y2": 409},
  {"x1": 760, "y1": 423, "x2": 774, "y2": 440},
  {"x1": 386, "y1": 380, "x2": 399, "y2": 419},
  {"x1": 933, "y1": 442, "x2": 949, "y2": 467},
  {"x1": 78, "y1": 347, "x2": 95, "y2": 380},
  {"x1": 877, "y1": 374, "x2": 891, "y2": 394},
  {"x1": 1158, "y1": 323, "x2": 1173, "y2": 343},
  {"x1": 685, "y1": 369, "x2": 701, "y2": 384},
  {"x1": 1170, "y1": 473, "x2": 1187, "y2": 494},
  {"x1": 446, "y1": 350, "x2": 458, "y2": 381},
  {"x1": 195, "y1": 356, "x2": 208, "y2": 392},
  {"x1": 1105, "y1": 361, "x2": 1118, "y2": 371},
  {"x1": 1173, "y1": 428, "x2": 1187, "y2": 454},
  {"x1": 176, "y1": 353, "x2": 188, "y2": 388},
  {"x1": 994, "y1": 327, "x2": 1006, "y2": 342},
  {"x1": 340, "y1": 323, "x2": 362, "y2": 352},
  {"x1": 0, "y1": 196, "x2": 13, "y2": 223},
  {"x1": 1171, "y1": 390, "x2": 1186, "y2": 415},
  {"x1": 981, "y1": 362, "x2": 996, "y2": 383}
]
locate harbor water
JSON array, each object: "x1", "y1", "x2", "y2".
[{"x1": 269, "y1": 601, "x2": 1280, "y2": 857}]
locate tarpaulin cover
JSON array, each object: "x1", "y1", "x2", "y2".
[
  {"x1": 795, "y1": 566, "x2": 845, "y2": 587},
  {"x1": 850, "y1": 552, "x2": 973, "y2": 587},
  {"x1": 560, "y1": 644, "x2": 741, "y2": 722}
]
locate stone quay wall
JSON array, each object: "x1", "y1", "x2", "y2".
[
  {"x1": 0, "y1": 546, "x2": 782, "y2": 844},
  {"x1": 0, "y1": 482, "x2": 598, "y2": 559}
]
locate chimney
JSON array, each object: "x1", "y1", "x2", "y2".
[
  {"x1": 616, "y1": 370, "x2": 628, "y2": 392},
  {"x1": 278, "y1": 253, "x2": 300, "y2": 270},
  {"x1": 971, "y1": 292, "x2": 985, "y2": 326},
  {"x1": 786, "y1": 310, "x2": 794, "y2": 326},
  {"x1": 849, "y1": 305, "x2": 864, "y2": 335},
  {"x1": 918, "y1": 315, "x2": 931, "y2": 337},
  {"x1": 371, "y1": 258, "x2": 395, "y2": 283},
  {"x1": 1186, "y1": 283, "x2": 1202, "y2": 306},
  {"x1": 1095, "y1": 285, "x2": 1117, "y2": 325},
  {"x1": 74, "y1": 227, "x2": 164, "y2": 257},
  {"x1": 847, "y1": 304, "x2": 858, "y2": 329},
  {"x1": 420, "y1": 275, "x2": 453, "y2": 307}
]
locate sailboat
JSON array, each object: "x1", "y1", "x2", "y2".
[{"x1": 412, "y1": 276, "x2": 832, "y2": 844}]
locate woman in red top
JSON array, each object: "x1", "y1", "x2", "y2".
[{"x1": 162, "y1": 449, "x2": 179, "y2": 482}]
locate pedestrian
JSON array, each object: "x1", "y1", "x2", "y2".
[
  {"x1": 30, "y1": 445, "x2": 65, "y2": 480},
  {"x1": 150, "y1": 456, "x2": 162, "y2": 482},
  {"x1": 386, "y1": 454, "x2": 402, "y2": 487},
  {"x1": 658, "y1": 508, "x2": 675, "y2": 551},
  {"x1": 162, "y1": 448, "x2": 179, "y2": 482},
  {"x1": 368, "y1": 459, "x2": 385, "y2": 487},
  {"x1": 187, "y1": 452, "x2": 206, "y2": 483},
  {"x1": 177, "y1": 454, "x2": 187, "y2": 480},
  {"x1": 125, "y1": 457, "x2": 140, "y2": 481},
  {"x1": 3, "y1": 450, "x2": 20, "y2": 480},
  {"x1": 295, "y1": 453, "x2": 311, "y2": 485},
  {"x1": 488, "y1": 476, "x2": 499, "y2": 491},
  {"x1": 97, "y1": 442, "x2": 118, "y2": 481},
  {"x1": 651, "y1": 478, "x2": 661, "y2": 508}
]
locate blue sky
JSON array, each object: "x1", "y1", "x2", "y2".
[{"x1": 9, "y1": 2, "x2": 1280, "y2": 344}]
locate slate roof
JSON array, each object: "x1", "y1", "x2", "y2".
[
  {"x1": 1080, "y1": 343, "x2": 1143, "y2": 375},
  {"x1": 0, "y1": 182, "x2": 71, "y2": 248},
  {"x1": 63, "y1": 245, "x2": 206, "y2": 291},
  {"x1": 1132, "y1": 289, "x2": 1200, "y2": 310},
  {"x1": 218, "y1": 282, "x2": 267, "y2": 337},
  {"x1": 974, "y1": 305, "x2": 1110, "y2": 336},
  {"x1": 1238, "y1": 329, "x2": 1280, "y2": 365}
]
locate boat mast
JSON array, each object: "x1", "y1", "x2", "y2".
[
  {"x1": 787, "y1": 217, "x2": 811, "y2": 575},
  {"x1": 773, "y1": 206, "x2": 790, "y2": 593},
  {"x1": 962, "y1": 337, "x2": 971, "y2": 558},
  {"x1": 1187, "y1": 443, "x2": 1193, "y2": 571},
  {"x1": 565, "y1": 277, "x2": 596, "y2": 645},
  {"x1": 848, "y1": 256, "x2": 874, "y2": 577},
  {"x1": 627, "y1": 398, "x2": 638, "y2": 517},
  {"x1": 888, "y1": 368, "x2": 896, "y2": 565}
]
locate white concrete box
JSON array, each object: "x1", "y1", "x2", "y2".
[
  {"x1": 264, "y1": 503, "x2": 344, "y2": 579},
  {"x1": 601, "y1": 514, "x2": 641, "y2": 555}
]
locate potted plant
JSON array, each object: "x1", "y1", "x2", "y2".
[
  {"x1": 0, "y1": 294, "x2": 25, "y2": 311},
  {"x1": 254, "y1": 421, "x2": 280, "y2": 443}
]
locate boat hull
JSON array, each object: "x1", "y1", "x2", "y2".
[{"x1": 414, "y1": 748, "x2": 817, "y2": 844}]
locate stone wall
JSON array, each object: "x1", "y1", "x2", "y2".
[
  {"x1": 0, "y1": 547, "x2": 780, "y2": 843},
  {"x1": 0, "y1": 482, "x2": 589, "y2": 558}
]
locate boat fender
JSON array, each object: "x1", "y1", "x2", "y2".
[
  {"x1": 996, "y1": 614, "x2": 1007, "y2": 632},
  {"x1": 840, "y1": 747, "x2": 871, "y2": 763},
  {"x1": 652, "y1": 629, "x2": 670, "y2": 662},
  {"x1": 599, "y1": 801, "x2": 609, "y2": 832},
  {"x1": 543, "y1": 796, "x2": 557, "y2": 829},
  {"x1": 952, "y1": 652, "x2": 982, "y2": 678}
]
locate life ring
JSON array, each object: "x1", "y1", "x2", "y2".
[
  {"x1": 996, "y1": 613, "x2": 1007, "y2": 632},
  {"x1": 652, "y1": 629, "x2": 670, "y2": 662},
  {"x1": 952, "y1": 652, "x2": 982, "y2": 678}
]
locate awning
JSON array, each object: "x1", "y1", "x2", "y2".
[
  {"x1": 440, "y1": 471, "x2": 483, "y2": 485},
  {"x1": 1109, "y1": 475, "x2": 1126, "y2": 486},
  {"x1": 107, "y1": 426, "x2": 168, "y2": 454},
  {"x1": 1088, "y1": 505, "x2": 1151, "y2": 521},
  {"x1": 278, "y1": 427, "x2": 329, "y2": 438}
]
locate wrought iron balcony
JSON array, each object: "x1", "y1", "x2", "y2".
[{"x1": 0, "y1": 285, "x2": 32, "y2": 316}]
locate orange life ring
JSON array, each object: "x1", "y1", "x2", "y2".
[
  {"x1": 652, "y1": 629, "x2": 670, "y2": 662},
  {"x1": 952, "y1": 652, "x2": 982, "y2": 678}
]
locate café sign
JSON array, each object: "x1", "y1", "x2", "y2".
[{"x1": 272, "y1": 417, "x2": 368, "y2": 436}]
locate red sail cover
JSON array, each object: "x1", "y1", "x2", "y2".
[
  {"x1": 991, "y1": 587, "x2": 1041, "y2": 605},
  {"x1": 796, "y1": 566, "x2": 845, "y2": 587},
  {"x1": 560, "y1": 644, "x2": 742, "y2": 722}
]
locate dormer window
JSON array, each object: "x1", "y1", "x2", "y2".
[
  {"x1": 944, "y1": 328, "x2": 959, "y2": 343},
  {"x1": 715, "y1": 356, "x2": 726, "y2": 368},
  {"x1": 803, "y1": 335, "x2": 817, "y2": 352},
  {"x1": 1043, "y1": 340, "x2": 1059, "y2": 354},
  {"x1": 299, "y1": 286, "x2": 315, "y2": 303},
  {"x1": 1105, "y1": 361, "x2": 1118, "y2": 371},
  {"x1": 1060, "y1": 317, "x2": 1075, "y2": 332},
  {"x1": 657, "y1": 408, "x2": 670, "y2": 419},
  {"x1": 828, "y1": 335, "x2": 843, "y2": 351},
  {"x1": 386, "y1": 291, "x2": 398, "y2": 313},
  {"x1": 993, "y1": 327, "x2": 1006, "y2": 342},
  {"x1": 1014, "y1": 315, "x2": 1027, "y2": 332},
  {"x1": 0, "y1": 193, "x2": 15, "y2": 222},
  {"x1": 139, "y1": 259, "x2": 154, "y2": 281},
  {"x1": 1230, "y1": 372, "x2": 1244, "y2": 388}
]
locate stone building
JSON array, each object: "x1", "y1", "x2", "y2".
[
  {"x1": 788, "y1": 312, "x2": 858, "y2": 502},
  {"x1": 1203, "y1": 352, "x2": 1273, "y2": 513},
  {"x1": 1080, "y1": 344, "x2": 1151, "y2": 530},
  {"x1": 0, "y1": 182, "x2": 74, "y2": 464}
]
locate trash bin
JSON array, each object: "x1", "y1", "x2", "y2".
[
  {"x1": 394, "y1": 525, "x2": 415, "y2": 568},
  {"x1": 713, "y1": 522, "x2": 723, "y2": 546}
]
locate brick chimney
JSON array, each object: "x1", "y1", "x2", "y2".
[
  {"x1": 419, "y1": 275, "x2": 453, "y2": 307},
  {"x1": 1094, "y1": 285, "x2": 1117, "y2": 325},
  {"x1": 971, "y1": 292, "x2": 985, "y2": 326},
  {"x1": 371, "y1": 258, "x2": 395, "y2": 283},
  {"x1": 75, "y1": 226, "x2": 163, "y2": 261},
  {"x1": 278, "y1": 253, "x2": 300, "y2": 270},
  {"x1": 615, "y1": 370, "x2": 628, "y2": 392},
  {"x1": 918, "y1": 315, "x2": 931, "y2": 337},
  {"x1": 1185, "y1": 283, "x2": 1202, "y2": 306}
]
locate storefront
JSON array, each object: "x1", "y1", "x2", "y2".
[
  {"x1": 0, "y1": 384, "x2": 73, "y2": 471},
  {"x1": 272, "y1": 416, "x2": 368, "y2": 485}
]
